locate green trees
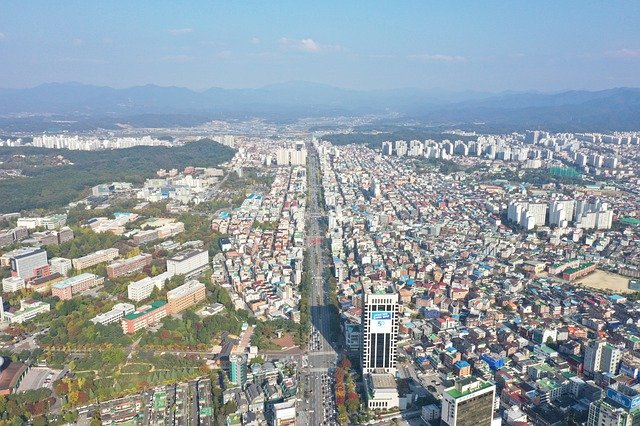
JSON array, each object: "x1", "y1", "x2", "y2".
[{"x1": 0, "y1": 139, "x2": 235, "y2": 213}]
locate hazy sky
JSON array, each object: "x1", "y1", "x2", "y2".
[{"x1": 1, "y1": 1, "x2": 639, "y2": 91}]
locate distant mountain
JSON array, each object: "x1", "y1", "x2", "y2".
[{"x1": 0, "y1": 82, "x2": 639, "y2": 132}]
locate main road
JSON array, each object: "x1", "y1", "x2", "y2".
[{"x1": 297, "y1": 140, "x2": 339, "y2": 426}]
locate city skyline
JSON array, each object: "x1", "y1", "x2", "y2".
[{"x1": 1, "y1": 1, "x2": 640, "y2": 91}]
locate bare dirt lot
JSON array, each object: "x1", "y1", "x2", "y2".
[{"x1": 576, "y1": 269, "x2": 631, "y2": 293}]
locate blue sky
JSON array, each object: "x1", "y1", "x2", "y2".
[{"x1": 1, "y1": 1, "x2": 639, "y2": 91}]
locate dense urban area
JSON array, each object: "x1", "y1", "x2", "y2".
[{"x1": 0, "y1": 123, "x2": 640, "y2": 426}]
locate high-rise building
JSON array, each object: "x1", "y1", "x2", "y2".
[
  {"x1": 441, "y1": 377, "x2": 496, "y2": 426},
  {"x1": 584, "y1": 340, "x2": 622, "y2": 376},
  {"x1": 361, "y1": 284, "x2": 399, "y2": 375},
  {"x1": 229, "y1": 354, "x2": 248, "y2": 388},
  {"x1": 9, "y1": 248, "x2": 50, "y2": 282},
  {"x1": 587, "y1": 383, "x2": 640, "y2": 426}
]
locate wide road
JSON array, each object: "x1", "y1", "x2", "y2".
[{"x1": 298, "y1": 141, "x2": 339, "y2": 426}]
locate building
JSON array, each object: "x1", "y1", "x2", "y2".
[
  {"x1": 29, "y1": 273, "x2": 64, "y2": 294},
  {"x1": 91, "y1": 303, "x2": 135, "y2": 326},
  {"x1": 51, "y1": 273, "x2": 104, "y2": 300},
  {"x1": 121, "y1": 301, "x2": 167, "y2": 334},
  {"x1": 166, "y1": 280, "x2": 206, "y2": 314},
  {"x1": 364, "y1": 373, "x2": 400, "y2": 411},
  {"x1": 166, "y1": 249, "x2": 209, "y2": 277},
  {"x1": 271, "y1": 399, "x2": 296, "y2": 426},
  {"x1": 587, "y1": 383, "x2": 640, "y2": 426},
  {"x1": 49, "y1": 257, "x2": 72, "y2": 277},
  {"x1": 8, "y1": 248, "x2": 50, "y2": 282},
  {"x1": 2, "y1": 277, "x2": 25, "y2": 293},
  {"x1": 229, "y1": 354, "x2": 248, "y2": 388},
  {"x1": 1, "y1": 299, "x2": 50, "y2": 324},
  {"x1": 584, "y1": 340, "x2": 622, "y2": 377},
  {"x1": 127, "y1": 271, "x2": 172, "y2": 302},
  {"x1": 72, "y1": 248, "x2": 119, "y2": 271},
  {"x1": 441, "y1": 377, "x2": 496, "y2": 426},
  {"x1": 0, "y1": 357, "x2": 28, "y2": 396},
  {"x1": 106, "y1": 253, "x2": 152, "y2": 278},
  {"x1": 361, "y1": 284, "x2": 399, "y2": 374},
  {"x1": 17, "y1": 214, "x2": 67, "y2": 230}
]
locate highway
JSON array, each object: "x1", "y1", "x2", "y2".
[{"x1": 297, "y1": 141, "x2": 339, "y2": 426}]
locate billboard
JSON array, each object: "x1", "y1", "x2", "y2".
[
  {"x1": 607, "y1": 388, "x2": 640, "y2": 410},
  {"x1": 370, "y1": 311, "x2": 393, "y2": 333}
]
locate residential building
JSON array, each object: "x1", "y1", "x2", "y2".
[
  {"x1": 584, "y1": 340, "x2": 622, "y2": 376},
  {"x1": 229, "y1": 354, "x2": 248, "y2": 388},
  {"x1": 587, "y1": 383, "x2": 640, "y2": 426}
]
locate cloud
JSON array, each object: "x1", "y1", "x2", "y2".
[
  {"x1": 606, "y1": 48, "x2": 640, "y2": 59},
  {"x1": 169, "y1": 28, "x2": 193, "y2": 36},
  {"x1": 278, "y1": 37, "x2": 343, "y2": 53},
  {"x1": 250, "y1": 37, "x2": 261, "y2": 45},
  {"x1": 162, "y1": 54, "x2": 192, "y2": 62},
  {"x1": 408, "y1": 53, "x2": 467, "y2": 63}
]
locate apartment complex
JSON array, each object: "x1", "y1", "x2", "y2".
[
  {"x1": 166, "y1": 280, "x2": 206, "y2": 314},
  {"x1": 72, "y1": 248, "x2": 119, "y2": 271},
  {"x1": 51, "y1": 273, "x2": 104, "y2": 300},
  {"x1": 121, "y1": 301, "x2": 167, "y2": 334},
  {"x1": 106, "y1": 253, "x2": 152, "y2": 278}
]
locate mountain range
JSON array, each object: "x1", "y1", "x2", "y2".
[{"x1": 1, "y1": 82, "x2": 639, "y2": 132}]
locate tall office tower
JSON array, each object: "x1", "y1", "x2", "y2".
[
  {"x1": 229, "y1": 354, "x2": 248, "y2": 388},
  {"x1": 361, "y1": 284, "x2": 399, "y2": 375},
  {"x1": 587, "y1": 383, "x2": 640, "y2": 426},
  {"x1": 584, "y1": 340, "x2": 622, "y2": 376},
  {"x1": 381, "y1": 141, "x2": 393, "y2": 156},
  {"x1": 441, "y1": 377, "x2": 496, "y2": 426}
]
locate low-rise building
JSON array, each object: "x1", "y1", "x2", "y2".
[
  {"x1": 49, "y1": 257, "x2": 73, "y2": 277},
  {"x1": 365, "y1": 373, "x2": 400, "y2": 411},
  {"x1": 1, "y1": 299, "x2": 50, "y2": 324},
  {"x1": 51, "y1": 273, "x2": 104, "y2": 300},
  {"x1": 72, "y1": 248, "x2": 119, "y2": 271},
  {"x1": 91, "y1": 303, "x2": 135, "y2": 325},
  {"x1": 106, "y1": 253, "x2": 152, "y2": 278},
  {"x1": 127, "y1": 271, "x2": 172, "y2": 302},
  {"x1": 121, "y1": 301, "x2": 167, "y2": 334},
  {"x1": 1, "y1": 277, "x2": 25, "y2": 293},
  {"x1": 166, "y1": 280, "x2": 206, "y2": 314}
]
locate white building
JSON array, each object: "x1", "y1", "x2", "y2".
[
  {"x1": 365, "y1": 373, "x2": 400, "y2": 411},
  {"x1": 2, "y1": 300, "x2": 50, "y2": 324},
  {"x1": 166, "y1": 249, "x2": 209, "y2": 277},
  {"x1": 49, "y1": 257, "x2": 73, "y2": 277},
  {"x1": 2, "y1": 277, "x2": 25, "y2": 293},
  {"x1": 127, "y1": 271, "x2": 173, "y2": 302},
  {"x1": 90, "y1": 303, "x2": 135, "y2": 325},
  {"x1": 361, "y1": 284, "x2": 399, "y2": 375}
]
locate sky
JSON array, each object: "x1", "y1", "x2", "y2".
[{"x1": 1, "y1": 1, "x2": 639, "y2": 92}]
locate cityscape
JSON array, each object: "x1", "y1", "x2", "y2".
[{"x1": 1, "y1": 2, "x2": 640, "y2": 426}]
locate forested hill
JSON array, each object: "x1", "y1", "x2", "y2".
[{"x1": 0, "y1": 139, "x2": 235, "y2": 213}]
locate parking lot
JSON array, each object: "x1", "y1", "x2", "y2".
[{"x1": 17, "y1": 366, "x2": 62, "y2": 392}]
